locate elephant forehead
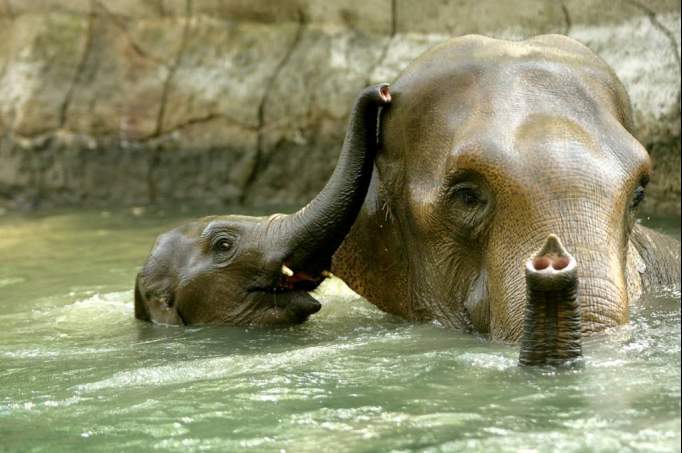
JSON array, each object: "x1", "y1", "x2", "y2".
[
  {"x1": 385, "y1": 35, "x2": 632, "y2": 164},
  {"x1": 389, "y1": 34, "x2": 629, "y2": 123},
  {"x1": 384, "y1": 37, "x2": 648, "y2": 198},
  {"x1": 145, "y1": 225, "x2": 206, "y2": 282},
  {"x1": 391, "y1": 66, "x2": 622, "y2": 159}
]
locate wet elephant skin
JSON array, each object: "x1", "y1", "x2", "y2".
[{"x1": 333, "y1": 35, "x2": 681, "y2": 347}]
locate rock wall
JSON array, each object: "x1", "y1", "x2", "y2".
[{"x1": 0, "y1": 0, "x2": 679, "y2": 215}]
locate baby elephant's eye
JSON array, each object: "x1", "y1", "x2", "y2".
[
  {"x1": 214, "y1": 238, "x2": 232, "y2": 251},
  {"x1": 208, "y1": 232, "x2": 239, "y2": 265},
  {"x1": 211, "y1": 234, "x2": 236, "y2": 255}
]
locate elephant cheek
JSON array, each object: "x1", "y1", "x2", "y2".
[
  {"x1": 625, "y1": 240, "x2": 645, "y2": 303},
  {"x1": 141, "y1": 294, "x2": 186, "y2": 326},
  {"x1": 174, "y1": 282, "x2": 239, "y2": 325},
  {"x1": 488, "y1": 279, "x2": 527, "y2": 342},
  {"x1": 135, "y1": 275, "x2": 185, "y2": 326},
  {"x1": 463, "y1": 270, "x2": 490, "y2": 333},
  {"x1": 484, "y1": 249, "x2": 529, "y2": 342}
]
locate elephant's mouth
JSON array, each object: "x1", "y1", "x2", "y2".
[
  {"x1": 253, "y1": 266, "x2": 325, "y2": 294},
  {"x1": 249, "y1": 268, "x2": 325, "y2": 323}
]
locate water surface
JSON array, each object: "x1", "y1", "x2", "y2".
[{"x1": 1, "y1": 209, "x2": 680, "y2": 452}]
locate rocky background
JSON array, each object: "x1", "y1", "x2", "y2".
[{"x1": 0, "y1": 0, "x2": 679, "y2": 215}]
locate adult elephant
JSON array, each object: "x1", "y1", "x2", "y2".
[{"x1": 332, "y1": 35, "x2": 680, "y2": 365}]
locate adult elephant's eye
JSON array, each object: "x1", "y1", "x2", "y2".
[
  {"x1": 455, "y1": 187, "x2": 481, "y2": 206},
  {"x1": 442, "y1": 172, "x2": 493, "y2": 236},
  {"x1": 443, "y1": 174, "x2": 493, "y2": 240},
  {"x1": 630, "y1": 185, "x2": 646, "y2": 210},
  {"x1": 452, "y1": 182, "x2": 486, "y2": 208},
  {"x1": 630, "y1": 175, "x2": 649, "y2": 211}
]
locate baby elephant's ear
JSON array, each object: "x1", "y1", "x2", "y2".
[{"x1": 134, "y1": 273, "x2": 184, "y2": 325}]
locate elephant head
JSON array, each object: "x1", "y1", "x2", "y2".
[
  {"x1": 333, "y1": 35, "x2": 680, "y2": 363},
  {"x1": 135, "y1": 84, "x2": 391, "y2": 326}
]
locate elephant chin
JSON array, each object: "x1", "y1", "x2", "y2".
[
  {"x1": 285, "y1": 292, "x2": 323, "y2": 323},
  {"x1": 258, "y1": 290, "x2": 323, "y2": 326},
  {"x1": 518, "y1": 234, "x2": 583, "y2": 367}
]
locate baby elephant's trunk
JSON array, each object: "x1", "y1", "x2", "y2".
[{"x1": 519, "y1": 234, "x2": 582, "y2": 367}]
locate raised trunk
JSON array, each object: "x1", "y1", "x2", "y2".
[
  {"x1": 277, "y1": 84, "x2": 391, "y2": 275},
  {"x1": 519, "y1": 234, "x2": 583, "y2": 367}
]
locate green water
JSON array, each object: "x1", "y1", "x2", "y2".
[{"x1": 0, "y1": 209, "x2": 680, "y2": 452}]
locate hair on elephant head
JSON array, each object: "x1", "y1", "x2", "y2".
[{"x1": 135, "y1": 84, "x2": 391, "y2": 326}]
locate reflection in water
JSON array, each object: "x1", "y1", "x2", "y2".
[{"x1": 0, "y1": 210, "x2": 679, "y2": 451}]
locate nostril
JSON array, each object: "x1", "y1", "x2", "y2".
[
  {"x1": 552, "y1": 257, "x2": 570, "y2": 270},
  {"x1": 533, "y1": 256, "x2": 550, "y2": 270}
]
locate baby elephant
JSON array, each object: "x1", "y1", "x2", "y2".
[{"x1": 134, "y1": 84, "x2": 391, "y2": 326}]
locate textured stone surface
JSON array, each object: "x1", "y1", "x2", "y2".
[
  {"x1": 394, "y1": 0, "x2": 566, "y2": 36},
  {"x1": 0, "y1": 0, "x2": 679, "y2": 215}
]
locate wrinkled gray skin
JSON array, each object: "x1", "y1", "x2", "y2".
[
  {"x1": 333, "y1": 35, "x2": 681, "y2": 354},
  {"x1": 135, "y1": 84, "x2": 391, "y2": 326}
]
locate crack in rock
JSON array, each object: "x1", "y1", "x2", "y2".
[
  {"x1": 147, "y1": 0, "x2": 192, "y2": 204},
  {"x1": 59, "y1": 1, "x2": 95, "y2": 129},
  {"x1": 95, "y1": 0, "x2": 166, "y2": 65},
  {"x1": 3, "y1": 0, "x2": 15, "y2": 19},
  {"x1": 140, "y1": 113, "x2": 257, "y2": 142},
  {"x1": 156, "y1": 0, "x2": 166, "y2": 17},
  {"x1": 560, "y1": 1, "x2": 572, "y2": 35},
  {"x1": 391, "y1": 0, "x2": 397, "y2": 35},
  {"x1": 366, "y1": 0, "x2": 397, "y2": 85},
  {"x1": 626, "y1": 0, "x2": 681, "y2": 68},
  {"x1": 153, "y1": 0, "x2": 192, "y2": 137},
  {"x1": 9, "y1": 111, "x2": 256, "y2": 150},
  {"x1": 240, "y1": 10, "x2": 307, "y2": 204}
]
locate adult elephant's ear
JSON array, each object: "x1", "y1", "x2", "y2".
[{"x1": 134, "y1": 273, "x2": 184, "y2": 325}]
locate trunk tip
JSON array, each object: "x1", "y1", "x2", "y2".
[
  {"x1": 378, "y1": 84, "x2": 391, "y2": 103},
  {"x1": 528, "y1": 234, "x2": 576, "y2": 275},
  {"x1": 536, "y1": 234, "x2": 569, "y2": 258}
]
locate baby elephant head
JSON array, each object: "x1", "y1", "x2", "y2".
[{"x1": 135, "y1": 84, "x2": 391, "y2": 326}]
